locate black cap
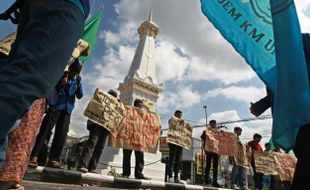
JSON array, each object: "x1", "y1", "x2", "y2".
[{"x1": 108, "y1": 89, "x2": 118, "y2": 98}]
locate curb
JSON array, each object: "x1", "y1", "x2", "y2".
[{"x1": 25, "y1": 166, "x2": 231, "y2": 190}]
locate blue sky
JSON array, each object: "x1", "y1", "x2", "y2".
[{"x1": 1, "y1": 0, "x2": 309, "y2": 145}]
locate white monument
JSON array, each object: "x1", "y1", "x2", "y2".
[{"x1": 98, "y1": 12, "x2": 165, "y2": 181}]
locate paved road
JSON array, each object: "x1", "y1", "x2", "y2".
[{"x1": 22, "y1": 180, "x2": 129, "y2": 190}]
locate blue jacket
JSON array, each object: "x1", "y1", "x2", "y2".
[{"x1": 49, "y1": 77, "x2": 83, "y2": 113}]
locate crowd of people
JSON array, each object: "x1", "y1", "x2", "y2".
[
  {"x1": 0, "y1": 0, "x2": 309, "y2": 190},
  {"x1": 197, "y1": 120, "x2": 293, "y2": 190}
]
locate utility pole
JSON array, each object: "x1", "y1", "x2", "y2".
[
  {"x1": 201, "y1": 105, "x2": 207, "y2": 183},
  {"x1": 203, "y1": 105, "x2": 207, "y2": 127}
]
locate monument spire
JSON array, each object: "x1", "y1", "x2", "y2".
[
  {"x1": 148, "y1": 10, "x2": 153, "y2": 22},
  {"x1": 118, "y1": 11, "x2": 162, "y2": 110}
]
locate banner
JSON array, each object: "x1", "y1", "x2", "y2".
[
  {"x1": 167, "y1": 116, "x2": 192, "y2": 149},
  {"x1": 0, "y1": 33, "x2": 16, "y2": 56},
  {"x1": 235, "y1": 141, "x2": 251, "y2": 168},
  {"x1": 80, "y1": 8, "x2": 104, "y2": 61},
  {"x1": 201, "y1": 0, "x2": 310, "y2": 151},
  {"x1": 72, "y1": 39, "x2": 89, "y2": 58},
  {"x1": 108, "y1": 106, "x2": 161, "y2": 153},
  {"x1": 196, "y1": 153, "x2": 205, "y2": 175},
  {"x1": 204, "y1": 129, "x2": 237, "y2": 156},
  {"x1": 254, "y1": 151, "x2": 280, "y2": 175},
  {"x1": 84, "y1": 88, "x2": 125, "y2": 135},
  {"x1": 159, "y1": 137, "x2": 169, "y2": 156},
  {"x1": 272, "y1": 152, "x2": 296, "y2": 181}
]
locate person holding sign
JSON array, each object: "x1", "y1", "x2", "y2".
[
  {"x1": 122, "y1": 99, "x2": 150, "y2": 180},
  {"x1": 0, "y1": 0, "x2": 88, "y2": 169},
  {"x1": 200, "y1": 120, "x2": 221, "y2": 187},
  {"x1": 230, "y1": 127, "x2": 248, "y2": 190},
  {"x1": 248, "y1": 133, "x2": 263, "y2": 190},
  {"x1": 29, "y1": 61, "x2": 83, "y2": 169},
  {"x1": 167, "y1": 110, "x2": 183, "y2": 183},
  {"x1": 77, "y1": 89, "x2": 118, "y2": 174}
]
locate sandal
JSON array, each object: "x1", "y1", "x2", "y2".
[
  {"x1": 10, "y1": 183, "x2": 25, "y2": 190},
  {"x1": 0, "y1": 181, "x2": 14, "y2": 190},
  {"x1": 28, "y1": 157, "x2": 38, "y2": 168}
]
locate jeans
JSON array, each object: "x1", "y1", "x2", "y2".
[
  {"x1": 79, "y1": 121, "x2": 109, "y2": 170},
  {"x1": 31, "y1": 109, "x2": 71, "y2": 162},
  {"x1": 252, "y1": 166, "x2": 263, "y2": 190},
  {"x1": 167, "y1": 143, "x2": 182, "y2": 179},
  {"x1": 231, "y1": 159, "x2": 247, "y2": 188},
  {"x1": 0, "y1": 0, "x2": 84, "y2": 167},
  {"x1": 123, "y1": 149, "x2": 144, "y2": 177},
  {"x1": 205, "y1": 152, "x2": 219, "y2": 184}
]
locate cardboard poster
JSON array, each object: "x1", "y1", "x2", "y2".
[
  {"x1": 108, "y1": 106, "x2": 161, "y2": 153},
  {"x1": 167, "y1": 116, "x2": 192, "y2": 149},
  {"x1": 254, "y1": 151, "x2": 280, "y2": 176},
  {"x1": 204, "y1": 129, "x2": 237, "y2": 156},
  {"x1": 0, "y1": 33, "x2": 16, "y2": 56},
  {"x1": 196, "y1": 153, "x2": 205, "y2": 175},
  {"x1": 235, "y1": 141, "x2": 251, "y2": 168},
  {"x1": 84, "y1": 88, "x2": 125, "y2": 135},
  {"x1": 159, "y1": 137, "x2": 169, "y2": 156},
  {"x1": 272, "y1": 152, "x2": 296, "y2": 181},
  {"x1": 72, "y1": 39, "x2": 89, "y2": 58}
]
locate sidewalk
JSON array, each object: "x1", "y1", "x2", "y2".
[
  {"x1": 24, "y1": 166, "x2": 231, "y2": 190},
  {"x1": 22, "y1": 180, "x2": 126, "y2": 190}
]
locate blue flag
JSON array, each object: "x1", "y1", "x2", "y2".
[{"x1": 200, "y1": 0, "x2": 310, "y2": 151}]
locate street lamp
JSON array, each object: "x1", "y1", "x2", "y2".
[
  {"x1": 201, "y1": 105, "x2": 207, "y2": 183},
  {"x1": 203, "y1": 105, "x2": 207, "y2": 127}
]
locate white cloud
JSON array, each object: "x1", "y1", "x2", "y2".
[
  {"x1": 85, "y1": 45, "x2": 135, "y2": 90},
  {"x1": 186, "y1": 57, "x2": 256, "y2": 85},
  {"x1": 112, "y1": 0, "x2": 256, "y2": 85},
  {"x1": 155, "y1": 41, "x2": 190, "y2": 82},
  {"x1": 206, "y1": 86, "x2": 266, "y2": 103},
  {"x1": 100, "y1": 30, "x2": 120, "y2": 45},
  {"x1": 69, "y1": 94, "x2": 93, "y2": 135},
  {"x1": 295, "y1": 0, "x2": 310, "y2": 32},
  {"x1": 157, "y1": 84, "x2": 201, "y2": 113}
]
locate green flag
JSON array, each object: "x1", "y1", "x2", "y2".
[
  {"x1": 269, "y1": 138, "x2": 275, "y2": 152},
  {"x1": 79, "y1": 8, "x2": 104, "y2": 61}
]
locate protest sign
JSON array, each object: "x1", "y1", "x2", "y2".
[
  {"x1": 108, "y1": 106, "x2": 161, "y2": 153},
  {"x1": 254, "y1": 151, "x2": 279, "y2": 175},
  {"x1": 159, "y1": 137, "x2": 169, "y2": 156},
  {"x1": 273, "y1": 152, "x2": 296, "y2": 181},
  {"x1": 167, "y1": 116, "x2": 192, "y2": 149},
  {"x1": 235, "y1": 141, "x2": 251, "y2": 168},
  {"x1": 84, "y1": 88, "x2": 125, "y2": 135},
  {"x1": 204, "y1": 129, "x2": 237, "y2": 156},
  {"x1": 72, "y1": 39, "x2": 89, "y2": 58},
  {"x1": 0, "y1": 33, "x2": 16, "y2": 56},
  {"x1": 196, "y1": 153, "x2": 205, "y2": 175}
]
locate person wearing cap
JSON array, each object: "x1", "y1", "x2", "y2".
[
  {"x1": 248, "y1": 133, "x2": 263, "y2": 190},
  {"x1": 29, "y1": 60, "x2": 83, "y2": 169},
  {"x1": 77, "y1": 89, "x2": 118, "y2": 173}
]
